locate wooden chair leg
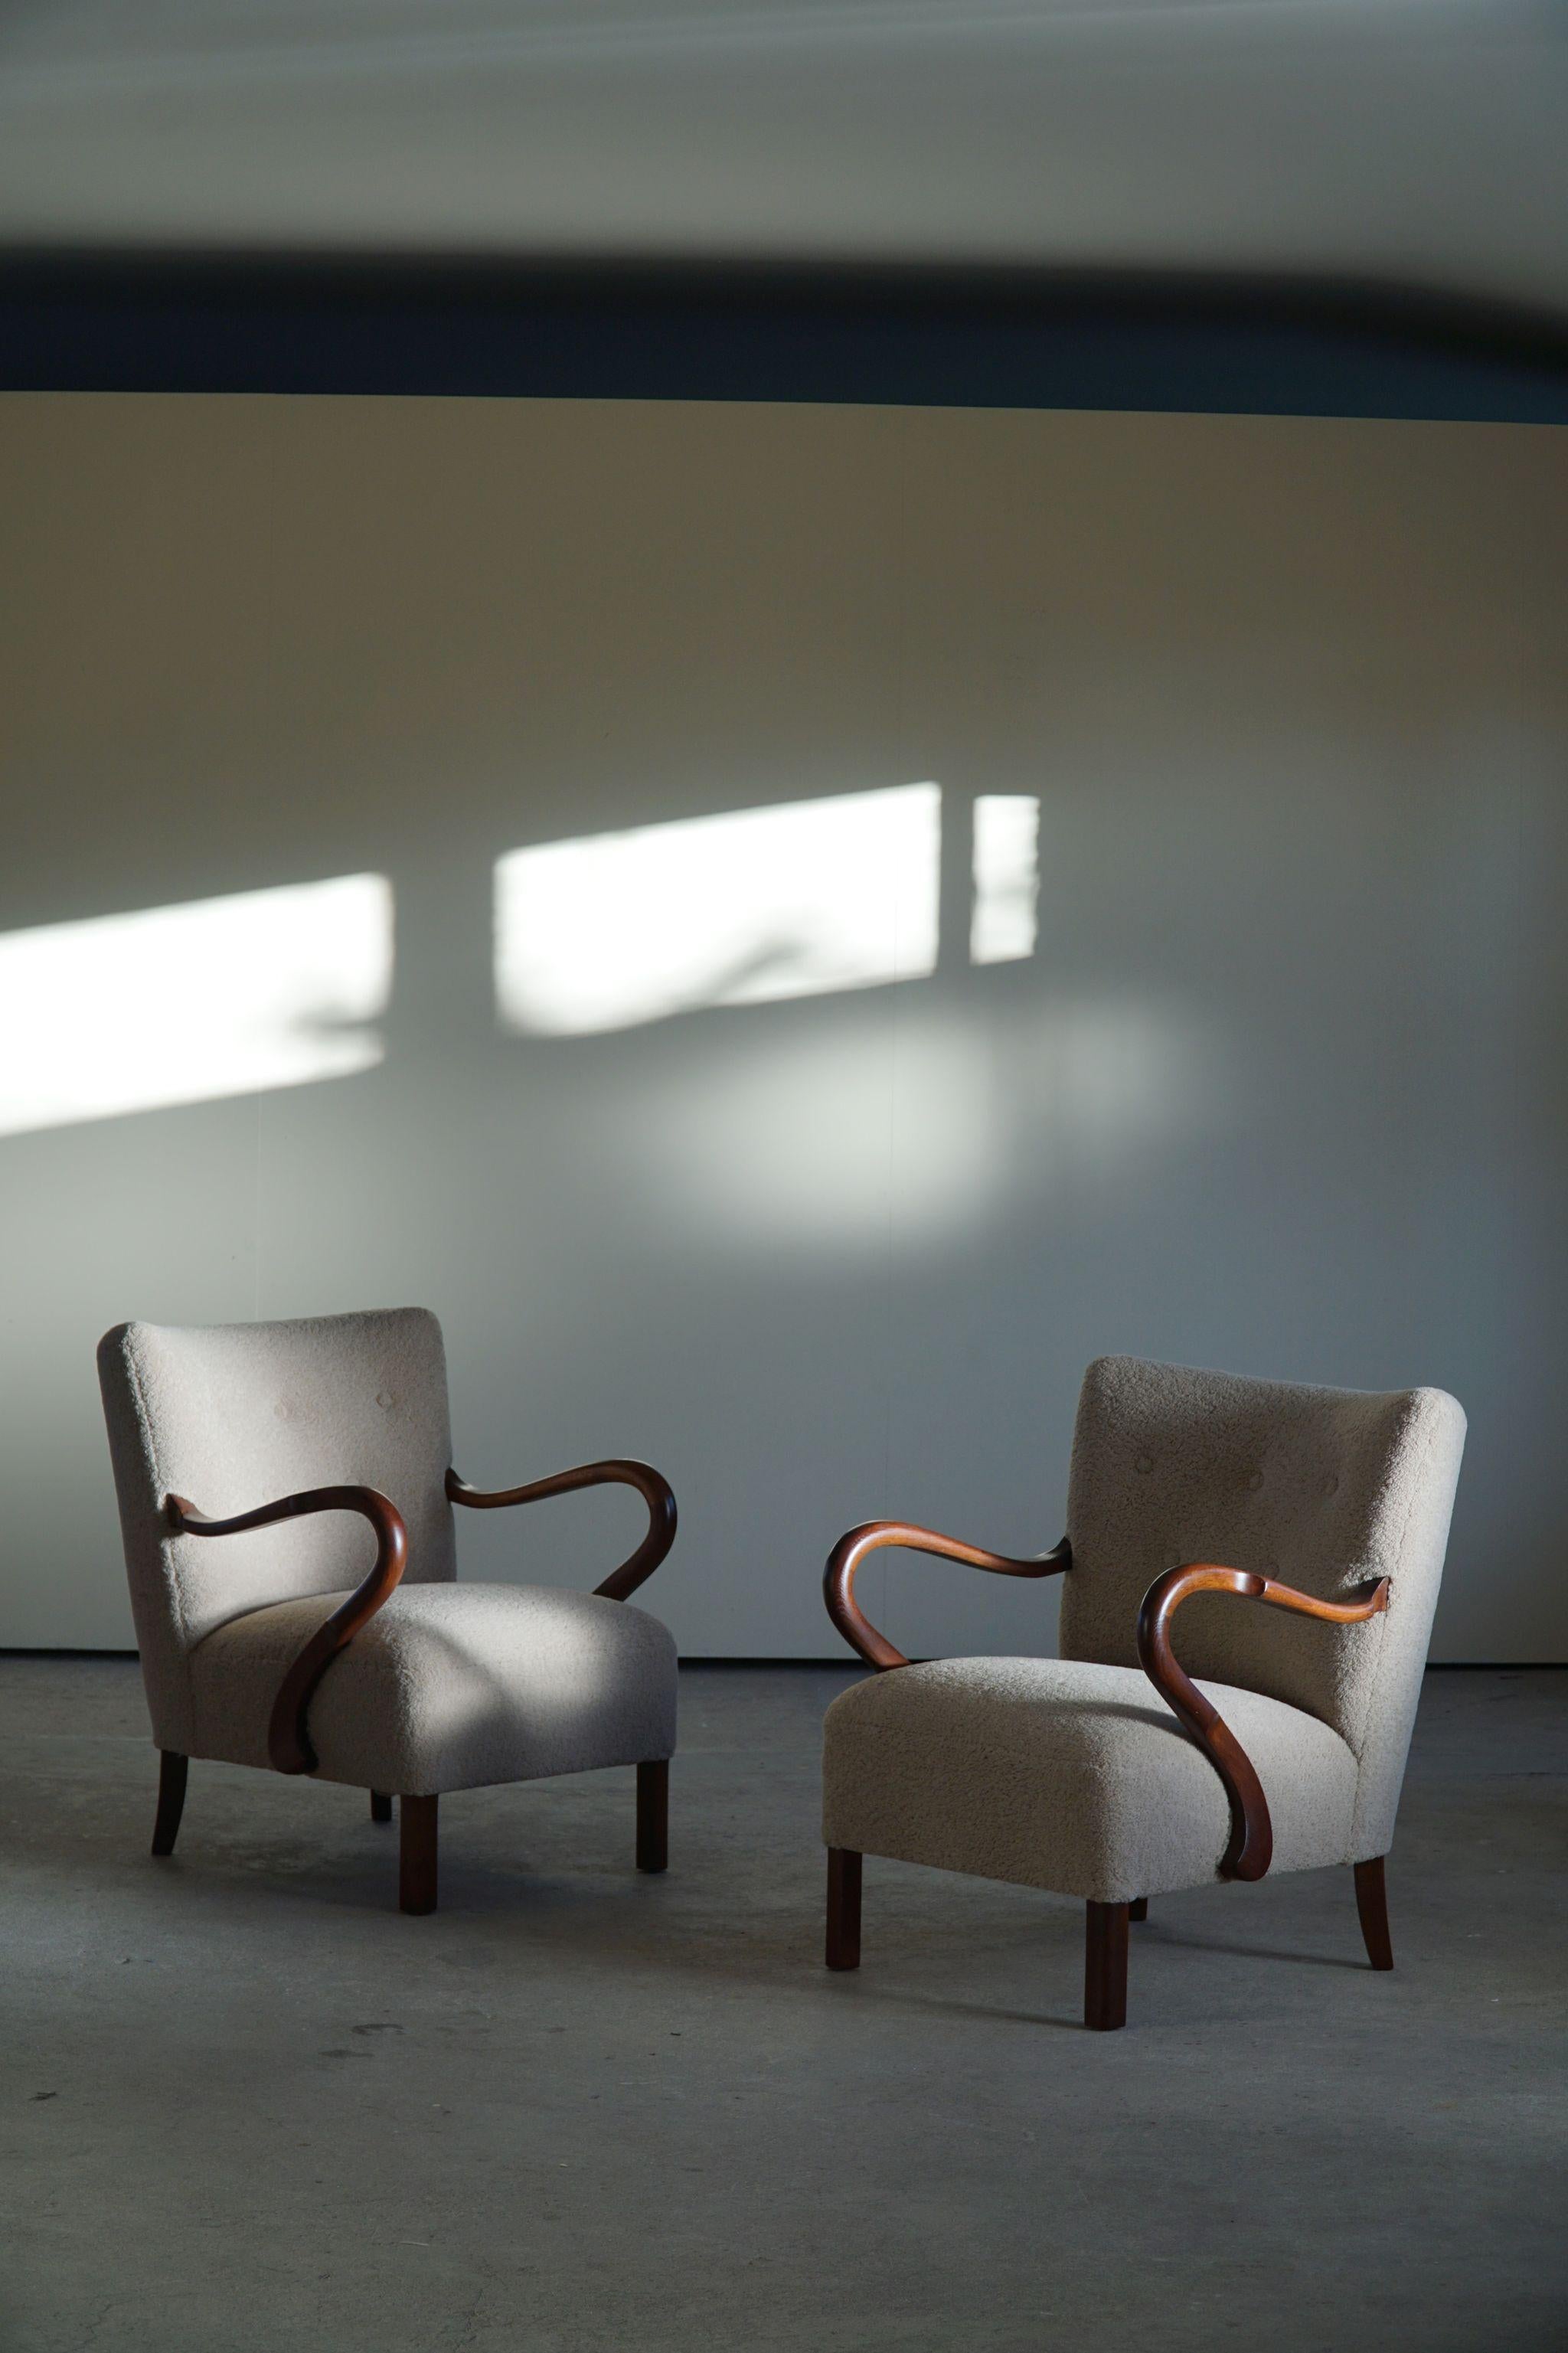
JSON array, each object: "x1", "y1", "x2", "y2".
[
  {"x1": 1129, "y1": 1897, "x2": 1148, "y2": 1922},
  {"x1": 151, "y1": 1751, "x2": 188, "y2": 1858},
  {"x1": 400, "y1": 1795, "x2": 438, "y2": 1915},
  {"x1": 1354, "y1": 1856, "x2": 1393, "y2": 1970},
  {"x1": 636, "y1": 1760, "x2": 668, "y2": 1874},
  {"x1": 370, "y1": 1791, "x2": 393, "y2": 1824},
  {"x1": 1085, "y1": 1901, "x2": 1129, "y2": 2030},
  {"x1": 825, "y1": 1847, "x2": 862, "y2": 1971}
]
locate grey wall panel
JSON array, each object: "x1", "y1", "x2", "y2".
[{"x1": 0, "y1": 396, "x2": 1560, "y2": 1657}]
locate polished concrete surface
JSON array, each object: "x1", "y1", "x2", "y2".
[{"x1": 2, "y1": 1661, "x2": 1563, "y2": 2351}]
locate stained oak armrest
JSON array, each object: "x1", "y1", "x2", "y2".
[
  {"x1": 166, "y1": 1485, "x2": 408, "y2": 1777},
  {"x1": 445, "y1": 1459, "x2": 677, "y2": 1603},
  {"x1": 1135, "y1": 1564, "x2": 1390, "y2": 1881},
  {"x1": 824, "y1": 1521, "x2": 1071, "y2": 1672}
]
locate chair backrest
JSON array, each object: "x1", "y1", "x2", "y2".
[
  {"x1": 1060, "y1": 1355, "x2": 1465, "y2": 1855},
  {"x1": 98, "y1": 1307, "x2": 457, "y2": 1754}
]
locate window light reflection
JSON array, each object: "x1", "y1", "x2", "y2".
[
  {"x1": 494, "y1": 784, "x2": 941, "y2": 1036},
  {"x1": 0, "y1": 873, "x2": 393, "y2": 1138},
  {"x1": 971, "y1": 795, "x2": 1040, "y2": 966}
]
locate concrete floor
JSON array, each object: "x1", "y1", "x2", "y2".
[{"x1": 2, "y1": 1661, "x2": 1563, "y2": 2353}]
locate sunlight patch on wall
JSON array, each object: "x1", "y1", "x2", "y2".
[
  {"x1": 0, "y1": 874, "x2": 393, "y2": 1138},
  {"x1": 970, "y1": 794, "x2": 1039, "y2": 966},
  {"x1": 494, "y1": 783, "x2": 940, "y2": 1036}
]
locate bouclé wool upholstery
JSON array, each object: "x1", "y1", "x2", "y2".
[
  {"x1": 823, "y1": 1356, "x2": 1464, "y2": 1903},
  {"x1": 98, "y1": 1308, "x2": 677, "y2": 1795}
]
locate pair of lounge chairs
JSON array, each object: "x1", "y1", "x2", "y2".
[{"x1": 97, "y1": 1309, "x2": 1465, "y2": 2029}]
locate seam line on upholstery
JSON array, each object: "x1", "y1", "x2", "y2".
[
  {"x1": 126, "y1": 1330, "x2": 198, "y2": 1727},
  {"x1": 1357, "y1": 1397, "x2": 1438, "y2": 1804}
]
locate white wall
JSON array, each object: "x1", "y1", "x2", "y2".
[{"x1": 1, "y1": 394, "x2": 1563, "y2": 1659}]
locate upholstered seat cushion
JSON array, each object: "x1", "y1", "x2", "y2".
[
  {"x1": 189, "y1": 1583, "x2": 678, "y2": 1796},
  {"x1": 822, "y1": 1657, "x2": 1359, "y2": 1905}
]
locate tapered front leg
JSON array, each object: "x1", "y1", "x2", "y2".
[
  {"x1": 400, "y1": 1795, "x2": 438, "y2": 1915},
  {"x1": 151, "y1": 1751, "x2": 188, "y2": 1858},
  {"x1": 636, "y1": 1760, "x2": 668, "y2": 1874},
  {"x1": 1354, "y1": 1857, "x2": 1393, "y2": 1970},
  {"x1": 826, "y1": 1848, "x2": 862, "y2": 1971},
  {"x1": 1085, "y1": 1901, "x2": 1129, "y2": 2030}
]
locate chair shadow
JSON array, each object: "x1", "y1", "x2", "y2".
[
  {"x1": 832, "y1": 1982, "x2": 1082, "y2": 2032},
  {"x1": 115, "y1": 1837, "x2": 1090, "y2": 2025},
  {"x1": 61, "y1": 1770, "x2": 1371, "y2": 2005},
  {"x1": 498, "y1": 1897, "x2": 1088, "y2": 2031},
  {"x1": 1139, "y1": 1923, "x2": 1368, "y2": 1973}
]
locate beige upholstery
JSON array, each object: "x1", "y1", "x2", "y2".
[
  {"x1": 189, "y1": 1583, "x2": 676, "y2": 1796},
  {"x1": 824, "y1": 1658, "x2": 1359, "y2": 1904},
  {"x1": 823, "y1": 1356, "x2": 1465, "y2": 1904},
  {"x1": 97, "y1": 1309, "x2": 677, "y2": 1794}
]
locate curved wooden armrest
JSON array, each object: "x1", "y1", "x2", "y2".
[
  {"x1": 1136, "y1": 1564, "x2": 1391, "y2": 1882},
  {"x1": 166, "y1": 1485, "x2": 408, "y2": 1777},
  {"x1": 445, "y1": 1459, "x2": 677, "y2": 1603},
  {"x1": 825, "y1": 1521, "x2": 1072, "y2": 1671}
]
